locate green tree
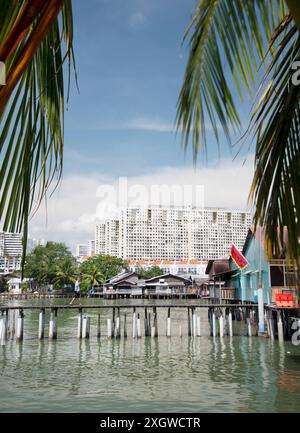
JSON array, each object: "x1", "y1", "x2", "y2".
[
  {"x1": 79, "y1": 255, "x2": 129, "y2": 281},
  {"x1": 135, "y1": 266, "x2": 164, "y2": 279},
  {"x1": 177, "y1": 0, "x2": 300, "y2": 265},
  {"x1": 24, "y1": 242, "x2": 76, "y2": 287},
  {"x1": 81, "y1": 265, "x2": 105, "y2": 291},
  {"x1": 53, "y1": 256, "x2": 77, "y2": 290}
]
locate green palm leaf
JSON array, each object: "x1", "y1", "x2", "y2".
[
  {"x1": 249, "y1": 17, "x2": 300, "y2": 264},
  {"x1": 0, "y1": 0, "x2": 76, "y2": 267},
  {"x1": 177, "y1": 0, "x2": 300, "y2": 265}
]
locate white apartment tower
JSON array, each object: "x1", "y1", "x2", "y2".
[
  {"x1": 0, "y1": 231, "x2": 23, "y2": 272},
  {"x1": 95, "y1": 207, "x2": 252, "y2": 261}
]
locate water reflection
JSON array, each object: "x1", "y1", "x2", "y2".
[{"x1": 0, "y1": 302, "x2": 300, "y2": 412}]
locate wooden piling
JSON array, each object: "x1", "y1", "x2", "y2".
[
  {"x1": 277, "y1": 311, "x2": 284, "y2": 343},
  {"x1": 144, "y1": 308, "x2": 148, "y2": 337},
  {"x1": 179, "y1": 324, "x2": 182, "y2": 338},
  {"x1": 212, "y1": 311, "x2": 217, "y2": 337},
  {"x1": 0, "y1": 316, "x2": 5, "y2": 346},
  {"x1": 166, "y1": 308, "x2": 171, "y2": 338},
  {"x1": 107, "y1": 318, "x2": 113, "y2": 339},
  {"x1": 192, "y1": 308, "x2": 197, "y2": 337},
  {"x1": 247, "y1": 317, "x2": 252, "y2": 337},
  {"x1": 77, "y1": 309, "x2": 83, "y2": 339},
  {"x1": 115, "y1": 314, "x2": 120, "y2": 339},
  {"x1": 124, "y1": 313, "x2": 127, "y2": 338},
  {"x1": 82, "y1": 316, "x2": 90, "y2": 339},
  {"x1": 49, "y1": 308, "x2": 57, "y2": 340},
  {"x1": 187, "y1": 307, "x2": 191, "y2": 337},
  {"x1": 228, "y1": 311, "x2": 233, "y2": 337},
  {"x1": 137, "y1": 313, "x2": 141, "y2": 338},
  {"x1": 219, "y1": 313, "x2": 224, "y2": 338},
  {"x1": 38, "y1": 308, "x2": 45, "y2": 340},
  {"x1": 112, "y1": 307, "x2": 116, "y2": 338},
  {"x1": 97, "y1": 314, "x2": 101, "y2": 339},
  {"x1": 16, "y1": 309, "x2": 24, "y2": 342},
  {"x1": 4, "y1": 309, "x2": 9, "y2": 341},
  {"x1": 132, "y1": 308, "x2": 137, "y2": 338},
  {"x1": 196, "y1": 315, "x2": 201, "y2": 337}
]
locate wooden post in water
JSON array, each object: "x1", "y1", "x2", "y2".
[
  {"x1": 49, "y1": 308, "x2": 57, "y2": 340},
  {"x1": 187, "y1": 307, "x2": 191, "y2": 337},
  {"x1": 124, "y1": 313, "x2": 127, "y2": 338},
  {"x1": 38, "y1": 308, "x2": 45, "y2": 340},
  {"x1": 137, "y1": 313, "x2": 141, "y2": 338},
  {"x1": 82, "y1": 316, "x2": 90, "y2": 339},
  {"x1": 112, "y1": 307, "x2": 116, "y2": 338},
  {"x1": 166, "y1": 308, "x2": 171, "y2": 337},
  {"x1": 179, "y1": 323, "x2": 182, "y2": 337},
  {"x1": 0, "y1": 315, "x2": 5, "y2": 346},
  {"x1": 97, "y1": 314, "x2": 101, "y2": 339},
  {"x1": 77, "y1": 308, "x2": 83, "y2": 339},
  {"x1": 16, "y1": 309, "x2": 24, "y2": 342},
  {"x1": 196, "y1": 315, "x2": 201, "y2": 337},
  {"x1": 107, "y1": 318, "x2": 113, "y2": 339},
  {"x1": 115, "y1": 308, "x2": 120, "y2": 339},
  {"x1": 144, "y1": 308, "x2": 148, "y2": 337},
  {"x1": 147, "y1": 312, "x2": 151, "y2": 337},
  {"x1": 132, "y1": 307, "x2": 137, "y2": 338},
  {"x1": 154, "y1": 307, "x2": 158, "y2": 337},
  {"x1": 11, "y1": 309, "x2": 15, "y2": 340},
  {"x1": 5, "y1": 309, "x2": 9, "y2": 341},
  {"x1": 219, "y1": 312, "x2": 224, "y2": 338},
  {"x1": 228, "y1": 310, "x2": 233, "y2": 337},
  {"x1": 277, "y1": 311, "x2": 284, "y2": 343},
  {"x1": 268, "y1": 311, "x2": 274, "y2": 340},
  {"x1": 212, "y1": 310, "x2": 217, "y2": 337},
  {"x1": 151, "y1": 312, "x2": 156, "y2": 338},
  {"x1": 192, "y1": 308, "x2": 197, "y2": 337}
]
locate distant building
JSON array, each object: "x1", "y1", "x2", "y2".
[
  {"x1": 7, "y1": 278, "x2": 32, "y2": 294},
  {"x1": 103, "y1": 271, "x2": 145, "y2": 295},
  {"x1": 27, "y1": 238, "x2": 46, "y2": 253},
  {"x1": 76, "y1": 243, "x2": 89, "y2": 258},
  {"x1": 87, "y1": 239, "x2": 95, "y2": 256},
  {"x1": 76, "y1": 240, "x2": 96, "y2": 259},
  {"x1": 0, "y1": 231, "x2": 23, "y2": 273},
  {"x1": 205, "y1": 229, "x2": 299, "y2": 307},
  {"x1": 145, "y1": 274, "x2": 191, "y2": 295},
  {"x1": 95, "y1": 206, "x2": 251, "y2": 261},
  {"x1": 128, "y1": 259, "x2": 208, "y2": 279}
]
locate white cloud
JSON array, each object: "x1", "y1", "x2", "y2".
[
  {"x1": 125, "y1": 117, "x2": 175, "y2": 132},
  {"x1": 129, "y1": 12, "x2": 146, "y2": 28},
  {"x1": 29, "y1": 157, "x2": 254, "y2": 252}
]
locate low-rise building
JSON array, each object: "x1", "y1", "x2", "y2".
[
  {"x1": 205, "y1": 229, "x2": 299, "y2": 307},
  {"x1": 145, "y1": 274, "x2": 192, "y2": 295}
]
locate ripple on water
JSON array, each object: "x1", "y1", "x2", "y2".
[{"x1": 0, "y1": 303, "x2": 300, "y2": 412}]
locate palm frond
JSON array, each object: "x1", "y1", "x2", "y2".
[
  {"x1": 0, "y1": 0, "x2": 76, "y2": 266},
  {"x1": 249, "y1": 18, "x2": 300, "y2": 265},
  {"x1": 176, "y1": 0, "x2": 287, "y2": 158}
]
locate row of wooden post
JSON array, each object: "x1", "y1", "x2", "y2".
[{"x1": 0, "y1": 306, "x2": 289, "y2": 343}]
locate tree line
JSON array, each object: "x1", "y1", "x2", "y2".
[{"x1": 24, "y1": 242, "x2": 164, "y2": 292}]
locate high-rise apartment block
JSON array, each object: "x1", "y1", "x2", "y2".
[
  {"x1": 0, "y1": 231, "x2": 23, "y2": 273},
  {"x1": 95, "y1": 207, "x2": 252, "y2": 261}
]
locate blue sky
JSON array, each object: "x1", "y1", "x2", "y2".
[
  {"x1": 30, "y1": 0, "x2": 255, "y2": 250},
  {"x1": 63, "y1": 0, "x2": 251, "y2": 177}
]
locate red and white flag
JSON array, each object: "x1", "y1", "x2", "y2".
[{"x1": 230, "y1": 244, "x2": 249, "y2": 270}]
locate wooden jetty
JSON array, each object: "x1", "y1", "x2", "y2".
[{"x1": 0, "y1": 302, "x2": 297, "y2": 345}]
